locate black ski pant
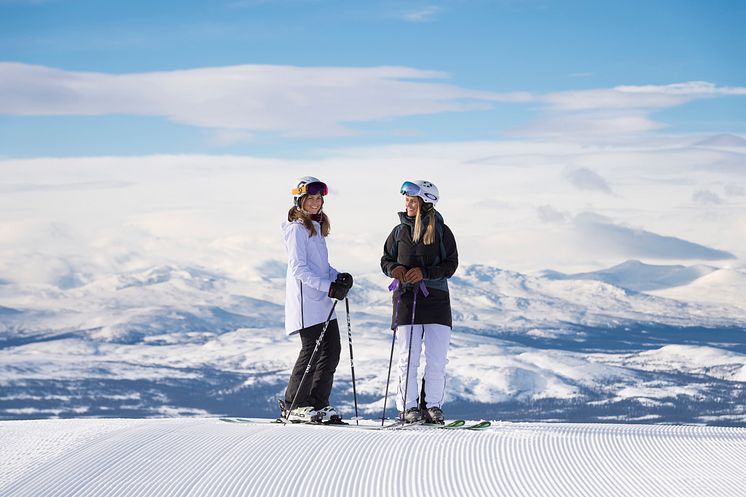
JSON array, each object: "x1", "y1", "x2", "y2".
[{"x1": 284, "y1": 319, "x2": 341, "y2": 410}]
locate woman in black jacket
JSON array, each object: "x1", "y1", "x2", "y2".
[{"x1": 381, "y1": 180, "x2": 458, "y2": 424}]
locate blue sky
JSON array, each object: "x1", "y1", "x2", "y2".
[{"x1": 1, "y1": 0, "x2": 745, "y2": 157}]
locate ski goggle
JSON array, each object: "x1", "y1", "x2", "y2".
[
  {"x1": 400, "y1": 181, "x2": 421, "y2": 197},
  {"x1": 292, "y1": 181, "x2": 328, "y2": 197}
]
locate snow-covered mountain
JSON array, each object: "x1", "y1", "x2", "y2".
[
  {"x1": 538, "y1": 259, "x2": 719, "y2": 292},
  {"x1": 1, "y1": 260, "x2": 745, "y2": 425},
  {"x1": 650, "y1": 267, "x2": 746, "y2": 308},
  {"x1": 2, "y1": 418, "x2": 746, "y2": 497}
]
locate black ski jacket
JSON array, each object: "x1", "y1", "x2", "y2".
[{"x1": 381, "y1": 211, "x2": 458, "y2": 329}]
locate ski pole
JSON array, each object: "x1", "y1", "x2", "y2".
[
  {"x1": 401, "y1": 283, "x2": 420, "y2": 421},
  {"x1": 344, "y1": 297, "x2": 359, "y2": 425},
  {"x1": 284, "y1": 300, "x2": 338, "y2": 422},
  {"x1": 381, "y1": 279, "x2": 402, "y2": 426}
]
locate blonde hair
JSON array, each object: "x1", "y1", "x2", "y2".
[
  {"x1": 288, "y1": 206, "x2": 330, "y2": 237},
  {"x1": 412, "y1": 200, "x2": 436, "y2": 245}
]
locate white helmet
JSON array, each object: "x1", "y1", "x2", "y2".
[
  {"x1": 400, "y1": 180, "x2": 439, "y2": 207},
  {"x1": 292, "y1": 176, "x2": 328, "y2": 207}
]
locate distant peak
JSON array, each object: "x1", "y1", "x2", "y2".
[
  {"x1": 614, "y1": 259, "x2": 645, "y2": 268},
  {"x1": 559, "y1": 260, "x2": 721, "y2": 292}
]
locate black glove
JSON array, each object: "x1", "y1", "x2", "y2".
[
  {"x1": 328, "y1": 281, "x2": 350, "y2": 300},
  {"x1": 335, "y1": 272, "x2": 353, "y2": 289}
]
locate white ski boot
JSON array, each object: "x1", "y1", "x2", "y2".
[
  {"x1": 317, "y1": 406, "x2": 344, "y2": 424},
  {"x1": 287, "y1": 406, "x2": 320, "y2": 423}
]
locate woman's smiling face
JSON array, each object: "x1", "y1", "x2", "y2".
[
  {"x1": 302, "y1": 193, "x2": 323, "y2": 214},
  {"x1": 404, "y1": 195, "x2": 420, "y2": 217}
]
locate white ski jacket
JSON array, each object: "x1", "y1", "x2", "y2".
[{"x1": 283, "y1": 219, "x2": 338, "y2": 335}]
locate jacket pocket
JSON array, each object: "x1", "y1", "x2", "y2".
[{"x1": 304, "y1": 284, "x2": 328, "y2": 301}]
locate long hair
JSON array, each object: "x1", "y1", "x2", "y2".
[
  {"x1": 412, "y1": 199, "x2": 436, "y2": 245},
  {"x1": 288, "y1": 205, "x2": 330, "y2": 237}
]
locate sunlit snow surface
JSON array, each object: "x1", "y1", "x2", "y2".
[{"x1": 1, "y1": 418, "x2": 746, "y2": 497}]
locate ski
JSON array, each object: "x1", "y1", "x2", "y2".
[
  {"x1": 465, "y1": 421, "x2": 491, "y2": 430},
  {"x1": 406, "y1": 419, "x2": 464, "y2": 429},
  {"x1": 437, "y1": 419, "x2": 466, "y2": 429},
  {"x1": 220, "y1": 417, "x2": 406, "y2": 431},
  {"x1": 413, "y1": 420, "x2": 491, "y2": 430},
  {"x1": 221, "y1": 417, "x2": 282, "y2": 425},
  {"x1": 220, "y1": 417, "x2": 491, "y2": 431}
]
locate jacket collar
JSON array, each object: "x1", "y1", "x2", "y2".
[{"x1": 397, "y1": 210, "x2": 443, "y2": 227}]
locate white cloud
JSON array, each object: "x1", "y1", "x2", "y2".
[
  {"x1": 543, "y1": 89, "x2": 685, "y2": 112},
  {"x1": 523, "y1": 82, "x2": 746, "y2": 139},
  {"x1": 207, "y1": 129, "x2": 254, "y2": 146},
  {"x1": 4, "y1": 63, "x2": 741, "y2": 144},
  {"x1": 513, "y1": 111, "x2": 666, "y2": 138},
  {"x1": 692, "y1": 190, "x2": 723, "y2": 205},
  {"x1": 1, "y1": 134, "x2": 745, "y2": 282},
  {"x1": 401, "y1": 5, "x2": 442, "y2": 22},
  {"x1": 0, "y1": 180, "x2": 134, "y2": 193},
  {"x1": 564, "y1": 168, "x2": 613, "y2": 194},
  {"x1": 617, "y1": 82, "x2": 746, "y2": 97},
  {"x1": 724, "y1": 184, "x2": 746, "y2": 197},
  {"x1": 0, "y1": 62, "x2": 527, "y2": 137},
  {"x1": 537, "y1": 205, "x2": 569, "y2": 224},
  {"x1": 542, "y1": 82, "x2": 746, "y2": 112}
]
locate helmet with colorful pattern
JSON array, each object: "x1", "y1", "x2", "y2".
[{"x1": 292, "y1": 176, "x2": 328, "y2": 208}]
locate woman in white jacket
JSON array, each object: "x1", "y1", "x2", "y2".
[{"x1": 281, "y1": 176, "x2": 353, "y2": 423}]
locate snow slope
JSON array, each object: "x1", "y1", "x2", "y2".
[
  {"x1": 650, "y1": 267, "x2": 746, "y2": 309},
  {"x1": 539, "y1": 260, "x2": 746, "y2": 312},
  {"x1": 1, "y1": 418, "x2": 745, "y2": 497},
  {"x1": 538, "y1": 259, "x2": 718, "y2": 292}
]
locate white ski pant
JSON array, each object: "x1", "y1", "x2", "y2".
[{"x1": 396, "y1": 323, "x2": 451, "y2": 412}]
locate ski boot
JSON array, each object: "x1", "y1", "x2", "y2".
[
  {"x1": 317, "y1": 406, "x2": 345, "y2": 424},
  {"x1": 288, "y1": 406, "x2": 322, "y2": 423},
  {"x1": 279, "y1": 399, "x2": 322, "y2": 423},
  {"x1": 423, "y1": 406, "x2": 445, "y2": 425},
  {"x1": 400, "y1": 407, "x2": 422, "y2": 423}
]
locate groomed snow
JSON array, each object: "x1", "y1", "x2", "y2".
[{"x1": 1, "y1": 418, "x2": 745, "y2": 497}]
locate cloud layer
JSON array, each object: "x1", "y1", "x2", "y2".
[
  {"x1": 519, "y1": 82, "x2": 746, "y2": 137},
  {"x1": 0, "y1": 62, "x2": 528, "y2": 137},
  {"x1": 1, "y1": 135, "x2": 744, "y2": 290},
  {"x1": 542, "y1": 82, "x2": 746, "y2": 111},
  {"x1": 3, "y1": 62, "x2": 744, "y2": 141}
]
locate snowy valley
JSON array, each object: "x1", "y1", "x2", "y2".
[{"x1": 2, "y1": 259, "x2": 744, "y2": 425}]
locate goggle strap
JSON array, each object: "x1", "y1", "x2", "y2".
[{"x1": 293, "y1": 182, "x2": 328, "y2": 196}]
